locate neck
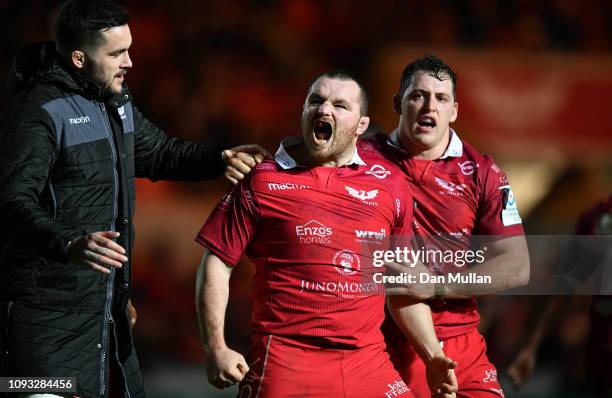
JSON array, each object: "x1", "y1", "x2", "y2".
[
  {"x1": 395, "y1": 127, "x2": 451, "y2": 160},
  {"x1": 290, "y1": 142, "x2": 357, "y2": 168}
]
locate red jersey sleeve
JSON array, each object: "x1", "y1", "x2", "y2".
[
  {"x1": 195, "y1": 177, "x2": 260, "y2": 266},
  {"x1": 475, "y1": 158, "x2": 524, "y2": 237}
]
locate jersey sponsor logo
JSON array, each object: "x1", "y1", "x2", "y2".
[
  {"x1": 355, "y1": 228, "x2": 386, "y2": 245},
  {"x1": 267, "y1": 182, "x2": 310, "y2": 191},
  {"x1": 365, "y1": 164, "x2": 391, "y2": 179},
  {"x1": 483, "y1": 369, "x2": 499, "y2": 383},
  {"x1": 69, "y1": 115, "x2": 91, "y2": 125},
  {"x1": 218, "y1": 192, "x2": 235, "y2": 210},
  {"x1": 458, "y1": 160, "x2": 478, "y2": 175},
  {"x1": 118, "y1": 106, "x2": 127, "y2": 120},
  {"x1": 435, "y1": 177, "x2": 467, "y2": 196},
  {"x1": 333, "y1": 249, "x2": 361, "y2": 275},
  {"x1": 384, "y1": 380, "x2": 409, "y2": 397},
  {"x1": 499, "y1": 185, "x2": 522, "y2": 226},
  {"x1": 345, "y1": 186, "x2": 379, "y2": 205},
  {"x1": 244, "y1": 189, "x2": 255, "y2": 208},
  {"x1": 296, "y1": 220, "x2": 332, "y2": 244},
  {"x1": 299, "y1": 279, "x2": 380, "y2": 297}
]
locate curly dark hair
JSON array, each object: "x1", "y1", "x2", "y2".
[
  {"x1": 398, "y1": 53, "x2": 457, "y2": 99},
  {"x1": 54, "y1": 0, "x2": 130, "y2": 57}
]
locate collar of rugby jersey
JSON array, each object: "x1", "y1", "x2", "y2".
[
  {"x1": 387, "y1": 128, "x2": 463, "y2": 159},
  {"x1": 274, "y1": 135, "x2": 367, "y2": 170}
]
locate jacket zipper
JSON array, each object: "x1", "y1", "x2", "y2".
[{"x1": 99, "y1": 102, "x2": 120, "y2": 397}]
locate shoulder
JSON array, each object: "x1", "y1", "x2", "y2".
[
  {"x1": 458, "y1": 140, "x2": 504, "y2": 181},
  {"x1": 244, "y1": 159, "x2": 283, "y2": 187}
]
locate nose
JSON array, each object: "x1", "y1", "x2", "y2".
[
  {"x1": 422, "y1": 95, "x2": 436, "y2": 113},
  {"x1": 317, "y1": 101, "x2": 333, "y2": 116},
  {"x1": 123, "y1": 52, "x2": 133, "y2": 69}
]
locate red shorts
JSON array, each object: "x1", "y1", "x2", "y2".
[
  {"x1": 385, "y1": 328, "x2": 504, "y2": 398},
  {"x1": 238, "y1": 334, "x2": 414, "y2": 398}
]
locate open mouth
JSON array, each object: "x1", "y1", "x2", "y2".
[
  {"x1": 313, "y1": 120, "x2": 333, "y2": 142},
  {"x1": 417, "y1": 117, "x2": 436, "y2": 129}
]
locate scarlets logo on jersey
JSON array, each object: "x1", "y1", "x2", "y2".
[
  {"x1": 365, "y1": 164, "x2": 391, "y2": 179},
  {"x1": 345, "y1": 186, "x2": 379, "y2": 206},
  {"x1": 333, "y1": 250, "x2": 361, "y2": 276},
  {"x1": 435, "y1": 177, "x2": 467, "y2": 196}
]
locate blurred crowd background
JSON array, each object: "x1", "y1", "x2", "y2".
[{"x1": 1, "y1": 1, "x2": 611, "y2": 397}]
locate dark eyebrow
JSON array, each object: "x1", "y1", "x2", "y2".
[
  {"x1": 334, "y1": 99, "x2": 350, "y2": 107},
  {"x1": 307, "y1": 93, "x2": 324, "y2": 102},
  {"x1": 109, "y1": 48, "x2": 128, "y2": 56}
]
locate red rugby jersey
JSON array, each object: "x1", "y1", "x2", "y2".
[
  {"x1": 196, "y1": 136, "x2": 413, "y2": 348},
  {"x1": 360, "y1": 130, "x2": 524, "y2": 339}
]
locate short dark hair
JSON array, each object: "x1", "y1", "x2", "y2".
[
  {"x1": 309, "y1": 69, "x2": 369, "y2": 115},
  {"x1": 54, "y1": 0, "x2": 130, "y2": 57},
  {"x1": 398, "y1": 53, "x2": 457, "y2": 99}
]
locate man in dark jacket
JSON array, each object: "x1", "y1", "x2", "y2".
[{"x1": 0, "y1": 1, "x2": 267, "y2": 397}]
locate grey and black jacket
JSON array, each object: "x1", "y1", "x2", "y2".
[{"x1": 0, "y1": 42, "x2": 225, "y2": 397}]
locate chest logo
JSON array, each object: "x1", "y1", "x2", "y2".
[
  {"x1": 365, "y1": 164, "x2": 391, "y2": 179},
  {"x1": 69, "y1": 115, "x2": 91, "y2": 125},
  {"x1": 118, "y1": 106, "x2": 127, "y2": 120},
  {"x1": 333, "y1": 250, "x2": 361, "y2": 276},
  {"x1": 296, "y1": 220, "x2": 333, "y2": 244},
  {"x1": 458, "y1": 161, "x2": 478, "y2": 175},
  {"x1": 345, "y1": 186, "x2": 378, "y2": 202},
  {"x1": 435, "y1": 177, "x2": 467, "y2": 196}
]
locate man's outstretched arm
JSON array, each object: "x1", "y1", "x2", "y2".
[{"x1": 196, "y1": 249, "x2": 248, "y2": 389}]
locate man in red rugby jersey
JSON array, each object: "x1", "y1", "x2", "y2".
[
  {"x1": 359, "y1": 54, "x2": 530, "y2": 398},
  {"x1": 195, "y1": 70, "x2": 458, "y2": 398}
]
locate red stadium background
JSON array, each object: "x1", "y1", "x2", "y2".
[{"x1": 1, "y1": 1, "x2": 610, "y2": 397}]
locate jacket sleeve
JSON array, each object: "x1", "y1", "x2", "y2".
[
  {"x1": 132, "y1": 105, "x2": 226, "y2": 181},
  {"x1": 0, "y1": 104, "x2": 84, "y2": 262}
]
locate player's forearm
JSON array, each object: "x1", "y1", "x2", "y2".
[
  {"x1": 442, "y1": 235, "x2": 530, "y2": 297},
  {"x1": 386, "y1": 296, "x2": 444, "y2": 363},
  {"x1": 196, "y1": 250, "x2": 232, "y2": 357}
]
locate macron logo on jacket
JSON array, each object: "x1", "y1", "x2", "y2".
[{"x1": 69, "y1": 115, "x2": 91, "y2": 125}]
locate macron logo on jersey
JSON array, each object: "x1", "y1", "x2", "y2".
[
  {"x1": 268, "y1": 182, "x2": 310, "y2": 191},
  {"x1": 365, "y1": 164, "x2": 391, "y2": 179},
  {"x1": 345, "y1": 186, "x2": 378, "y2": 205},
  {"x1": 69, "y1": 115, "x2": 91, "y2": 125}
]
